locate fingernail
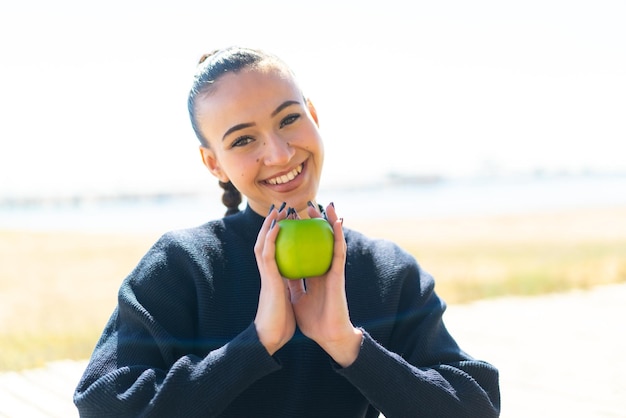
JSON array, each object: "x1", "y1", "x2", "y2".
[
  {"x1": 339, "y1": 217, "x2": 343, "y2": 225},
  {"x1": 330, "y1": 202, "x2": 335, "y2": 208},
  {"x1": 270, "y1": 219, "x2": 276, "y2": 229},
  {"x1": 278, "y1": 202, "x2": 287, "y2": 212},
  {"x1": 307, "y1": 200, "x2": 315, "y2": 208},
  {"x1": 267, "y1": 203, "x2": 275, "y2": 215},
  {"x1": 287, "y1": 207, "x2": 295, "y2": 216}
]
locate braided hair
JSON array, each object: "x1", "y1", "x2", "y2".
[
  {"x1": 218, "y1": 180, "x2": 242, "y2": 217},
  {"x1": 188, "y1": 47, "x2": 292, "y2": 216}
]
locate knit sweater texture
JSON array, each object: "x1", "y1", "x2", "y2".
[{"x1": 74, "y1": 206, "x2": 500, "y2": 417}]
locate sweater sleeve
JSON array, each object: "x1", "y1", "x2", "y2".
[
  {"x1": 338, "y1": 238, "x2": 501, "y2": 418},
  {"x1": 73, "y1": 232, "x2": 281, "y2": 418}
]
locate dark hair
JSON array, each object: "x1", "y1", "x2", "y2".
[
  {"x1": 219, "y1": 180, "x2": 242, "y2": 217},
  {"x1": 187, "y1": 46, "x2": 289, "y2": 217}
]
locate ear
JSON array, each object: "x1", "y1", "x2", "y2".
[
  {"x1": 199, "y1": 146, "x2": 229, "y2": 183},
  {"x1": 306, "y1": 98, "x2": 319, "y2": 126}
]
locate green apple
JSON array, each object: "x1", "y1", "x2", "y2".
[{"x1": 275, "y1": 218, "x2": 334, "y2": 279}]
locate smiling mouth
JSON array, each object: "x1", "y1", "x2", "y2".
[{"x1": 265, "y1": 163, "x2": 304, "y2": 185}]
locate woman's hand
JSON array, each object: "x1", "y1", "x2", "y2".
[
  {"x1": 287, "y1": 203, "x2": 363, "y2": 367},
  {"x1": 253, "y1": 205, "x2": 295, "y2": 355}
]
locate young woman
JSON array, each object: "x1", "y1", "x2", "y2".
[{"x1": 74, "y1": 46, "x2": 500, "y2": 417}]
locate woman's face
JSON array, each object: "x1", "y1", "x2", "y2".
[{"x1": 196, "y1": 66, "x2": 324, "y2": 217}]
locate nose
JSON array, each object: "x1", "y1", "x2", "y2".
[{"x1": 262, "y1": 134, "x2": 295, "y2": 166}]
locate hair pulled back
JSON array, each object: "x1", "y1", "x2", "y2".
[
  {"x1": 188, "y1": 46, "x2": 285, "y2": 217},
  {"x1": 219, "y1": 180, "x2": 242, "y2": 217}
]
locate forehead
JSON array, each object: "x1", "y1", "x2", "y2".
[
  {"x1": 195, "y1": 67, "x2": 303, "y2": 137},
  {"x1": 209, "y1": 64, "x2": 299, "y2": 101}
]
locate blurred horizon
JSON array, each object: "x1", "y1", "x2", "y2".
[
  {"x1": 1, "y1": 0, "x2": 625, "y2": 201},
  {"x1": 3, "y1": 173, "x2": 626, "y2": 234},
  {"x1": 1, "y1": 167, "x2": 625, "y2": 203}
]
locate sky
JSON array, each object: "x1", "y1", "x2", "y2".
[{"x1": 1, "y1": 0, "x2": 625, "y2": 198}]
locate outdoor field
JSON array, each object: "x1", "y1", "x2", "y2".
[{"x1": 1, "y1": 206, "x2": 625, "y2": 371}]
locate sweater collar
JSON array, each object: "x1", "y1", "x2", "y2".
[
  {"x1": 236, "y1": 203, "x2": 328, "y2": 225},
  {"x1": 223, "y1": 203, "x2": 333, "y2": 242},
  {"x1": 221, "y1": 204, "x2": 266, "y2": 241},
  {"x1": 242, "y1": 204, "x2": 266, "y2": 227}
]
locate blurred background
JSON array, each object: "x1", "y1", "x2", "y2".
[
  {"x1": 1, "y1": 1, "x2": 625, "y2": 416},
  {"x1": 1, "y1": 0, "x2": 625, "y2": 400},
  {"x1": 1, "y1": 0, "x2": 625, "y2": 231}
]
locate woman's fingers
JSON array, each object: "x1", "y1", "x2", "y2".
[
  {"x1": 254, "y1": 204, "x2": 287, "y2": 270},
  {"x1": 306, "y1": 200, "x2": 323, "y2": 219},
  {"x1": 324, "y1": 203, "x2": 346, "y2": 267},
  {"x1": 254, "y1": 206, "x2": 276, "y2": 258},
  {"x1": 254, "y1": 203, "x2": 296, "y2": 354},
  {"x1": 286, "y1": 277, "x2": 306, "y2": 302}
]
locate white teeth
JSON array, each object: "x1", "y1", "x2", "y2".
[{"x1": 267, "y1": 164, "x2": 303, "y2": 185}]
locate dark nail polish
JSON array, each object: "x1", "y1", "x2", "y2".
[
  {"x1": 270, "y1": 219, "x2": 276, "y2": 229},
  {"x1": 330, "y1": 201, "x2": 335, "y2": 208},
  {"x1": 278, "y1": 202, "x2": 287, "y2": 212},
  {"x1": 307, "y1": 200, "x2": 315, "y2": 208},
  {"x1": 267, "y1": 203, "x2": 275, "y2": 215}
]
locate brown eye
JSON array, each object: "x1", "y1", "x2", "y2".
[
  {"x1": 280, "y1": 114, "x2": 300, "y2": 128},
  {"x1": 231, "y1": 136, "x2": 254, "y2": 148}
]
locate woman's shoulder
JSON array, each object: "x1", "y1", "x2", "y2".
[
  {"x1": 344, "y1": 227, "x2": 416, "y2": 266},
  {"x1": 159, "y1": 219, "x2": 227, "y2": 245},
  {"x1": 124, "y1": 220, "x2": 229, "y2": 287},
  {"x1": 151, "y1": 209, "x2": 259, "y2": 258},
  {"x1": 142, "y1": 220, "x2": 220, "y2": 254},
  {"x1": 125, "y1": 219, "x2": 229, "y2": 272},
  {"x1": 343, "y1": 227, "x2": 432, "y2": 298}
]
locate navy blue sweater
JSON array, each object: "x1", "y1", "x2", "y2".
[{"x1": 74, "y1": 206, "x2": 500, "y2": 417}]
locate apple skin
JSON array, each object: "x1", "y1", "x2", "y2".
[{"x1": 275, "y1": 218, "x2": 334, "y2": 279}]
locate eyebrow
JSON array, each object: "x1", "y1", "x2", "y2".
[
  {"x1": 271, "y1": 100, "x2": 300, "y2": 117},
  {"x1": 221, "y1": 100, "x2": 302, "y2": 141},
  {"x1": 222, "y1": 122, "x2": 255, "y2": 141}
]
